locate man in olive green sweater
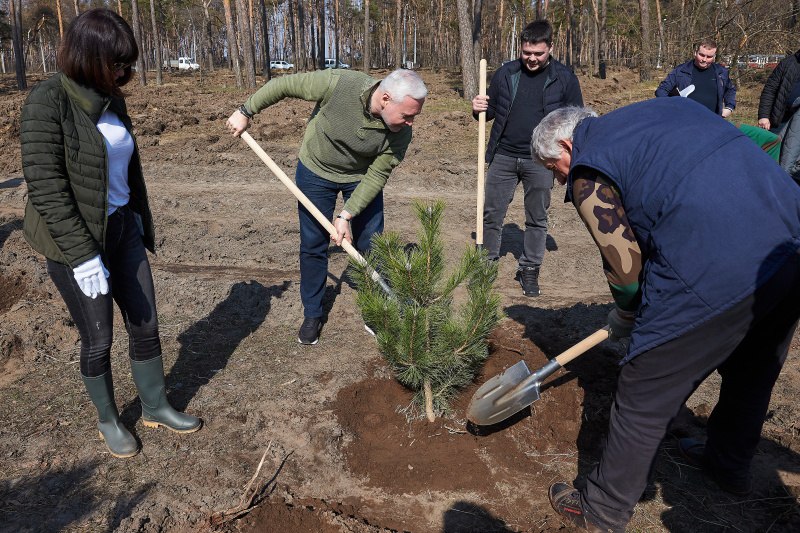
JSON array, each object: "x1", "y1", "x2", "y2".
[{"x1": 226, "y1": 68, "x2": 427, "y2": 345}]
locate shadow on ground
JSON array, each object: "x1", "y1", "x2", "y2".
[
  {"x1": 0, "y1": 459, "x2": 153, "y2": 530},
  {"x1": 121, "y1": 280, "x2": 289, "y2": 419}
]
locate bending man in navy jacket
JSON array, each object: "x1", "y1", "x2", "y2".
[
  {"x1": 531, "y1": 98, "x2": 800, "y2": 532},
  {"x1": 472, "y1": 19, "x2": 582, "y2": 296},
  {"x1": 655, "y1": 38, "x2": 736, "y2": 117}
]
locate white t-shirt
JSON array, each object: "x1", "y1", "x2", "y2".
[{"x1": 96, "y1": 110, "x2": 134, "y2": 215}]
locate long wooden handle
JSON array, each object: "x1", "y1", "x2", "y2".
[
  {"x1": 476, "y1": 58, "x2": 487, "y2": 247},
  {"x1": 553, "y1": 327, "x2": 611, "y2": 367},
  {"x1": 240, "y1": 131, "x2": 394, "y2": 297}
]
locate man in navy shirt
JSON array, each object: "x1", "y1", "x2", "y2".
[
  {"x1": 655, "y1": 38, "x2": 736, "y2": 117},
  {"x1": 472, "y1": 20, "x2": 582, "y2": 296}
]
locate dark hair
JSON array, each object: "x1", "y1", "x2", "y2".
[
  {"x1": 57, "y1": 8, "x2": 138, "y2": 96},
  {"x1": 696, "y1": 38, "x2": 718, "y2": 51},
  {"x1": 520, "y1": 20, "x2": 553, "y2": 47}
]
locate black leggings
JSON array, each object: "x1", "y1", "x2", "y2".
[{"x1": 48, "y1": 206, "x2": 161, "y2": 377}]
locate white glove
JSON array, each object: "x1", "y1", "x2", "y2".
[{"x1": 73, "y1": 255, "x2": 110, "y2": 299}]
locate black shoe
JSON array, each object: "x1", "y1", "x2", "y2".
[
  {"x1": 548, "y1": 483, "x2": 609, "y2": 532},
  {"x1": 298, "y1": 317, "x2": 322, "y2": 345},
  {"x1": 515, "y1": 266, "x2": 540, "y2": 296},
  {"x1": 677, "y1": 438, "x2": 753, "y2": 495}
]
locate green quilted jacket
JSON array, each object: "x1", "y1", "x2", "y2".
[{"x1": 21, "y1": 73, "x2": 155, "y2": 267}]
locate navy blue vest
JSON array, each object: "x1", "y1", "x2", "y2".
[{"x1": 568, "y1": 98, "x2": 800, "y2": 361}]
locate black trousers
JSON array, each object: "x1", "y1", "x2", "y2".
[
  {"x1": 48, "y1": 206, "x2": 161, "y2": 377},
  {"x1": 581, "y1": 251, "x2": 800, "y2": 531}
]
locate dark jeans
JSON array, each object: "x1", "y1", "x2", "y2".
[
  {"x1": 295, "y1": 161, "x2": 384, "y2": 318},
  {"x1": 48, "y1": 206, "x2": 161, "y2": 377},
  {"x1": 581, "y1": 252, "x2": 800, "y2": 531},
  {"x1": 482, "y1": 154, "x2": 553, "y2": 267}
]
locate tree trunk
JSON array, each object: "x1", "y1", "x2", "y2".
[
  {"x1": 235, "y1": 0, "x2": 257, "y2": 87},
  {"x1": 130, "y1": 0, "x2": 147, "y2": 85},
  {"x1": 362, "y1": 0, "x2": 370, "y2": 72},
  {"x1": 287, "y1": 0, "x2": 297, "y2": 68},
  {"x1": 73, "y1": 0, "x2": 79, "y2": 16},
  {"x1": 10, "y1": 0, "x2": 26, "y2": 90},
  {"x1": 297, "y1": 0, "x2": 307, "y2": 70},
  {"x1": 203, "y1": 0, "x2": 215, "y2": 71},
  {"x1": 472, "y1": 0, "x2": 483, "y2": 76},
  {"x1": 394, "y1": 0, "x2": 402, "y2": 68},
  {"x1": 654, "y1": 0, "x2": 664, "y2": 68},
  {"x1": 565, "y1": 0, "x2": 574, "y2": 66},
  {"x1": 55, "y1": 0, "x2": 64, "y2": 38},
  {"x1": 149, "y1": 0, "x2": 163, "y2": 85},
  {"x1": 638, "y1": 0, "x2": 652, "y2": 81},
  {"x1": 423, "y1": 379, "x2": 435, "y2": 422},
  {"x1": 316, "y1": 0, "x2": 325, "y2": 69},
  {"x1": 223, "y1": 0, "x2": 243, "y2": 86},
  {"x1": 334, "y1": 0, "x2": 340, "y2": 65},
  {"x1": 260, "y1": 0, "x2": 271, "y2": 78},
  {"x1": 456, "y1": 0, "x2": 477, "y2": 100}
]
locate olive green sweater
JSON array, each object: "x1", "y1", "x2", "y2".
[{"x1": 245, "y1": 69, "x2": 413, "y2": 216}]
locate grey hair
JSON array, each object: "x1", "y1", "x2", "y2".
[
  {"x1": 379, "y1": 69, "x2": 428, "y2": 101},
  {"x1": 531, "y1": 106, "x2": 598, "y2": 160}
]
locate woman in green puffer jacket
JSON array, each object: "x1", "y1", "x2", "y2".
[{"x1": 20, "y1": 8, "x2": 201, "y2": 458}]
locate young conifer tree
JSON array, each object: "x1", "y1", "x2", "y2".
[{"x1": 350, "y1": 200, "x2": 502, "y2": 421}]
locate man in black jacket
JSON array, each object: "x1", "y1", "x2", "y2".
[
  {"x1": 472, "y1": 20, "x2": 583, "y2": 296},
  {"x1": 758, "y1": 48, "x2": 800, "y2": 134}
]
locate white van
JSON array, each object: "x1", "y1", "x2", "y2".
[{"x1": 324, "y1": 58, "x2": 350, "y2": 69}]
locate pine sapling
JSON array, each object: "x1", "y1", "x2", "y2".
[{"x1": 350, "y1": 200, "x2": 502, "y2": 421}]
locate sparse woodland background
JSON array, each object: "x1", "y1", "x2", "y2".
[{"x1": 1, "y1": 0, "x2": 798, "y2": 95}]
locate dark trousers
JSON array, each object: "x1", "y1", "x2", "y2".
[
  {"x1": 482, "y1": 154, "x2": 553, "y2": 267},
  {"x1": 581, "y1": 252, "x2": 800, "y2": 531},
  {"x1": 295, "y1": 161, "x2": 384, "y2": 318},
  {"x1": 48, "y1": 206, "x2": 161, "y2": 377}
]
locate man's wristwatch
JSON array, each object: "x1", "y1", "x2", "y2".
[{"x1": 238, "y1": 104, "x2": 254, "y2": 119}]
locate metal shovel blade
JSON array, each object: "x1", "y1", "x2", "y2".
[
  {"x1": 467, "y1": 358, "x2": 565, "y2": 425},
  {"x1": 467, "y1": 360, "x2": 534, "y2": 425},
  {"x1": 466, "y1": 327, "x2": 610, "y2": 426}
]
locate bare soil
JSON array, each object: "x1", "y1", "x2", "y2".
[{"x1": 0, "y1": 69, "x2": 798, "y2": 533}]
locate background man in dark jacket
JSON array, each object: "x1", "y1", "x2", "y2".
[
  {"x1": 531, "y1": 99, "x2": 800, "y2": 532},
  {"x1": 758, "y1": 48, "x2": 800, "y2": 134},
  {"x1": 471, "y1": 19, "x2": 582, "y2": 296},
  {"x1": 655, "y1": 38, "x2": 736, "y2": 117}
]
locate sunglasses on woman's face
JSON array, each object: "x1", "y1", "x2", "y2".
[{"x1": 112, "y1": 62, "x2": 132, "y2": 71}]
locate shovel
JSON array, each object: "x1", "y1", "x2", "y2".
[
  {"x1": 475, "y1": 58, "x2": 488, "y2": 250},
  {"x1": 239, "y1": 131, "x2": 396, "y2": 300},
  {"x1": 467, "y1": 326, "x2": 610, "y2": 425}
]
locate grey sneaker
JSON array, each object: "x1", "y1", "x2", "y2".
[
  {"x1": 515, "y1": 266, "x2": 540, "y2": 296},
  {"x1": 298, "y1": 317, "x2": 322, "y2": 345}
]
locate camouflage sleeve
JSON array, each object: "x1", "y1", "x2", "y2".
[{"x1": 572, "y1": 169, "x2": 642, "y2": 312}]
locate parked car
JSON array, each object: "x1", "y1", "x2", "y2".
[
  {"x1": 269, "y1": 60, "x2": 294, "y2": 70},
  {"x1": 163, "y1": 57, "x2": 200, "y2": 71},
  {"x1": 324, "y1": 58, "x2": 349, "y2": 69}
]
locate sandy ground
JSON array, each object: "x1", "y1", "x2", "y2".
[{"x1": 0, "y1": 68, "x2": 798, "y2": 532}]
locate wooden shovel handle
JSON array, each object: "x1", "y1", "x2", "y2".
[
  {"x1": 476, "y1": 58, "x2": 487, "y2": 247},
  {"x1": 240, "y1": 131, "x2": 365, "y2": 265},
  {"x1": 553, "y1": 327, "x2": 611, "y2": 367}
]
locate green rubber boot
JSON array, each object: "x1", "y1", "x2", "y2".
[
  {"x1": 82, "y1": 373, "x2": 140, "y2": 458},
  {"x1": 130, "y1": 356, "x2": 202, "y2": 433}
]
